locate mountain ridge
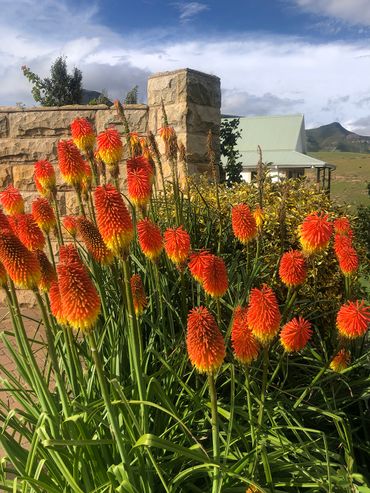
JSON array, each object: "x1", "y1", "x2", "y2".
[{"x1": 306, "y1": 122, "x2": 370, "y2": 153}]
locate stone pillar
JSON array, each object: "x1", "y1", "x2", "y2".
[{"x1": 147, "y1": 68, "x2": 221, "y2": 180}]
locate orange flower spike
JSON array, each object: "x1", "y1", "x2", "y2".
[
  {"x1": 137, "y1": 218, "x2": 163, "y2": 261},
  {"x1": 0, "y1": 261, "x2": 7, "y2": 288},
  {"x1": 0, "y1": 185, "x2": 25, "y2": 215},
  {"x1": 231, "y1": 306, "x2": 260, "y2": 364},
  {"x1": 0, "y1": 210, "x2": 11, "y2": 230},
  {"x1": 247, "y1": 284, "x2": 281, "y2": 344},
  {"x1": 34, "y1": 160, "x2": 56, "y2": 196},
  {"x1": 59, "y1": 244, "x2": 82, "y2": 265},
  {"x1": 127, "y1": 169, "x2": 152, "y2": 209},
  {"x1": 130, "y1": 274, "x2": 147, "y2": 315},
  {"x1": 280, "y1": 316, "x2": 312, "y2": 352},
  {"x1": 158, "y1": 125, "x2": 175, "y2": 143},
  {"x1": 36, "y1": 250, "x2": 57, "y2": 292},
  {"x1": 70, "y1": 117, "x2": 96, "y2": 153},
  {"x1": 186, "y1": 306, "x2": 226, "y2": 373},
  {"x1": 16, "y1": 214, "x2": 45, "y2": 251},
  {"x1": 94, "y1": 184, "x2": 134, "y2": 256},
  {"x1": 232, "y1": 204, "x2": 257, "y2": 244},
  {"x1": 57, "y1": 140, "x2": 86, "y2": 186},
  {"x1": 31, "y1": 197, "x2": 56, "y2": 234},
  {"x1": 279, "y1": 250, "x2": 307, "y2": 287},
  {"x1": 77, "y1": 217, "x2": 113, "y2": 265},
  {"x1": 298, "y1": 211, "x2": 332, "y2": 254},
  {"x1": 164, "y1": 226, "x2": 191, "y2": 266},
  {"x1": 253, "y1": 205, "x2": 264, "y2": 230},
  {"x1": 334, "y1": 233, "x2": 353, "y2": 258},
  {"x1": 188, "y1": 250, "x2": 213, "y2": 283},
  {"x1": 330, "y1": 349, "x2": 351, "y2": 372},
  {"x1": 127, "y1": 155, "x2": 154, "y2": 179},
  {"x1": 62, "y1": 216, "x2": 78, "y2": 239},
  {"x1": 333, "y1": 217, "x2": 352, "y2": 236},
  {"x1": 0, "y1": 229, "x2": 41, "y2": 289},
  {"x1": 57, "y1": 260, "x2": 100, "y2": 331},
  {"x1": 336, "y1": 300, "x2": 370, "y2": 339},
  {"x1": 338, "y1": 246, "x2": 359, "y2": 276},
  {"x1": 49, "y1": 281, "x2": 67, "y2": 325},
  {"x1": 202, "y1": 254, "x2": 229, "y2": 298},
  {"x1": 96, "y1": 128, "x2": 123, "y2": 167}
]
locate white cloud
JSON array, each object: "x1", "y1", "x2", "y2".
[
  {"x1": 175, "y1": 2, "x2": 209, "y2": 22},
  {"x1": 292, "y1": 0, "x2": 370, "y2": 26},
  {"x1": 1, "y1": 0, "x2": 370, "y2": 135}
]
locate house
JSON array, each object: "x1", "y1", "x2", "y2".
[{"x1": 221, "y1": 114, "x2": 335, "y2": 191}]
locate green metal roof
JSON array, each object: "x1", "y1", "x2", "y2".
[
  {"x1": 239, "y1": 150, "x2": 335, "y2": 169},
  {"x1": 221, "y1": 114, "x2": 335, "y2": 170},
  {"x1": 223, "y1": 114, "x2": 305, "y2": 152}
]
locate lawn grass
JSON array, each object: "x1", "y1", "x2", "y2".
[{"x1": 309, "y1": 151, "x2": 370, "y2": 208}]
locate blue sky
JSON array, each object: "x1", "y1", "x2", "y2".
[{"x1": 2, "y1": 0, "x2": 370, "y2": 132}]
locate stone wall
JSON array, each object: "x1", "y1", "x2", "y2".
[{"x1": 0, "y1": 68, "x2": 221, "y2": 216}]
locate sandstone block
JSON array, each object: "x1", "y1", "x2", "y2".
[
  {"x1": 0, "y1": 138, "x2": 58, "y2": 166},
  {"x1": 147, "y1": 71, "x2": 185, "y2": 106},
  {"x1": 187, "y1": 104, "x2": 220, "y2": 134},
  {"x1": 95, "y1": 107, "x2": 148, "y2": 134},
  {"x1": 9, "y1": 110, "x2": 97, "y2": 138},
  {"x1": 12, "y1": 165, "x2": 36, "y2": 191},
  {"x1": 0, "y1": 114, "x2": 8, "y2": 137},
  {"x1": 187, "y1": 70, "x2": 221, "y2": 107},
  {"x1": 0, "y1": 166, "x2": 12, "y2": 188}
]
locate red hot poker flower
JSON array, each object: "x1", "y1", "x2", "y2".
[
  {"x1": 164, "y1": 226, "x2": 191, "y2": 266},
  {"x1": 34, "y1": 160, "x2": 56, "y2": 196},
  {"x1": 130, "y1": 274, "x2": 147, "y2": 315},
  {"x1": 0, "y1": 229, "x2": 41, "y2": 289},
  {"x1": 94, "y1": 184, "x2": 134, "y2": 256},
  {"x1": 338, "y1": 245, "x2": 359, "y2": 276},
  {"x1": 59, "y1": 244, "x2": 82, "y2": 265},
  {"x1": 232, "y1": 204, "x2": 257, "y2": 244},
  {"x1": 330, "y1": 349, "x2": 351, "y2": 372},
  {"x1": 188, "y1": 250, "x2": 213, "y2": 283},
  {"x1": 186, "y1": 306, "x2": 225, "y2": 373},
  {"x1": 247, "y1": 284, "x2": 281, "y2": 344},
  {"x1": 126, "y1": 157, "x2": 152, "y2": 209},
  {"x1": 333, "y1": 217, "x2": 352, "y2": 236},
  {"x1": 96, "y1": 128, "x2": 123, "y2": 167},
  {"x1": 36, "y1": 250, "x2": 57, "y2": 292},
  {"x1": 336, "y1": 300, "x2": 370, "y2": 339},
  {"x1": 280, "y1": 316, "x2": 312, "y2": 352},
  {"x1": 298, "y1": 211, "x2": 332, "y2": 254},
  {"x1": 62, "y1": 216, "x2": 78, "y2": 238},
  {"x1": 201, "y1": 254, "x2": 228, "y2": 298},
  {"x1": 231, "y1": 306, "x2": 259, "y2": 364},
  {"x1": 57, "y1": 140, "x2": 86, "y2": 186},
  {"x1": 57, "y1": 259, "x2": 101, "y2": 331},
  {"x1": 49, "y1": 281, "x2": 67, "y2": 325},
  {"x1": 0, "y1": 210, "x2": 11, "y2": 230},
  {"x1": 77, "y1": 217, "x2": 113, "y2": 265},
  {"x1": 137, "y1": 218, "x2": 163, "y2": 261},
  {"x1": 15, "y1": 214, "x2": 45, "y2": 251},
  {"x1": 0, "y1": 261, "x2": 7, "y2": 287},
  {"x1": 70, "y1": 117, "x2": 96, "y2": 153},
  {"x1": 279, "y1": 250, "x2": 307, "y2": 287},
  {"x1": 334, "y1": 233, "x2": 353, "y2": 258},
  {"x1": 32, "y1": 197, "x2": 56, "y2": 234},
  {"x1": 0, "y1": 185, "x2": 24, "y2": 215},
  {"x1": 253, "y1": 205, "x2": 264, "y2": 230}
]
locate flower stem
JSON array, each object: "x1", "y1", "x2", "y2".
[
  {"x1": 87, "y1": 331, "x2": 133, "y2": 481},
  {"x1": 208, "y1": 372, "x2": 221, "y2": 493}
]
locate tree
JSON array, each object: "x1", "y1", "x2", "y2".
[
  {"x1": 124, "y1": 85, "x2": 139, "y2": 104},
  {"x1": 22, "y1": 56, "x2": 83, "y2": 106},
  {"x1": 220, "y1": 118, "x2": 243, "y2": 186}
]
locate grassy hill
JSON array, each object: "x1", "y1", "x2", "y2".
[
  {"x1": 307, "y1": 122, "x2": 370, "y2": 153},
  {"x1": 309, "y1": 151, "x2": 370, "y2": 208}
]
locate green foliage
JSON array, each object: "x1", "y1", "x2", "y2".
[
  {"x1": 87, "y1": 89, "x2": 113, "y2": 106},
  {"x1": 22, "y1": 56, "x2": 82, "y2": 106},
  {"x1": 220, "y1": 118, "x2": 243, "y2": 186},
  {"x1": 124, "y1": 85, "x2": 139, "y2": 104},
  {"x1": 355, "y1": 204, "x2": 370, "y2": 262},
  {"x1": 1, "y1": 132, "x2": 369, "y2": 492}
]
